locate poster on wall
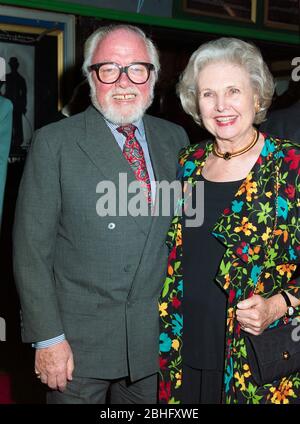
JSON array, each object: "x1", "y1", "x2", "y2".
[
  {"x1": 177, "y1": 0, "x2": 257, "y2": 23},
  {"x1": 0, "y1": 36, "x2": 35, "y2": 157},
  {"x1": 0, "y1": 5, "x2": 75, "y2": 159},
  {"x1": 264, "y1": 0, "x2": 300, "y2": 31}
]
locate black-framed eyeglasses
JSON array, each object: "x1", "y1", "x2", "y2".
[{"x1": 88, "y1": 62, "x2": 155, "y2": 84}]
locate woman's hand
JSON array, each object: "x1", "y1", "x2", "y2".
[{"x1": 236, "y1": 294, "x2": 287, "y2": 335}]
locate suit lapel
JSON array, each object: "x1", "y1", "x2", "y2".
[
  {"x1": 183, "y1": 136, "x2": 280, "y2": 298},
  {"x1": 143, "y1": 115, "x2": 175, "y2": 183},
  {"x1": 78, "y1": 111, "x2": 175, "y2": 186},
  {"x1": 212, "y1": 136, "x2": 278, "y2": 261},
  {"x1": 185, "y1": 136, "x2": 279, "y2": 266},
  {"x1": 77, "y1": 106, "x2": 136, "y2": 184},
  {"x1": 76, "y1": 106, "x2": 150, "y2": 235},
  {"x1": 143, "y1": 115, "x2": 188, "y2": 240}
]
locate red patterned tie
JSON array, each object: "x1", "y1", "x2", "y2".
[{"x1": 117, "y1": 124, "x2": 152, "y2": 204}]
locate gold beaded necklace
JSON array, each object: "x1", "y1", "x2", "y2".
[{"x1": 213, "y1": 128, "x2": 259, "y2": 160}]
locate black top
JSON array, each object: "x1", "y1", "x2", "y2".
[{"x1": 182, "y1": 174, "x2": 243, "y2": 370}]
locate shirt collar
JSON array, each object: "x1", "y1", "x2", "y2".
[{"x1": 104, "y1": 117, "x2": 145, "y2": 138}]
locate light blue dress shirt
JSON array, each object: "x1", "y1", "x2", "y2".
[{"x1": 34, "y1": 117, "x2": 156, "y2": 349}]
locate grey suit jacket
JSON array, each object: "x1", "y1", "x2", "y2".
[{"x1": 13, "y1": 106, "x2": 189, "y2": 381}]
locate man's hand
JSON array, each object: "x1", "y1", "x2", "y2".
[{"x1": 35, "y1": 340, "x2": 74, "y2": 391}]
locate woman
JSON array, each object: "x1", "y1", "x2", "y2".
[{"x1": 159, "y1": 38, "x2": 300, "y2": 404}]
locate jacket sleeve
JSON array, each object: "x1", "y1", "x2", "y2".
[{"x1": 13, "y1": 128, "x2": 64, "y2": 342}]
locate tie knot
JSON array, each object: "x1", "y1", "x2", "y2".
[{"x1": 117, "y1": 124, "x2": 136, "y2": 138}]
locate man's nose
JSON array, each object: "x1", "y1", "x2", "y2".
[{"x1": 116, "y1": 70, "x2": 131, "y2": 87}]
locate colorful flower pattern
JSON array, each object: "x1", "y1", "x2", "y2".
[{"x1": 159, "y1": 134, "x2": 300, "y2": 404}]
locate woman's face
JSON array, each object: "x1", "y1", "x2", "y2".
[{"x1": 197, "y1": 61, "x2": 257, "y2": 144}]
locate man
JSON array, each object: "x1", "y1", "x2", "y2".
[
  {"x1": 13, "y1": 24, "x2": 189, "y2": 404},
  {"x1": 0, "y1": 95, "x2": 13, "y2": 225}
]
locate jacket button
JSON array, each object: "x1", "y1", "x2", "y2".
[{"x1": 108, "y1": 222, "x2": 115, "y2": 230}]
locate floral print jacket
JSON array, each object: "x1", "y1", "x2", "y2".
[{"x1": 159, "y1": 134, "x2": 300, "y2": 404}]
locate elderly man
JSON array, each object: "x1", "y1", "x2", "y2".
[{"x1": 13, "y1": 24, "x2": 189, "y2": 404}]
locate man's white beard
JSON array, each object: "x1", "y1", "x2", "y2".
[{"x1": 90, "y1": 85, "x2": 154, "y2": 125}]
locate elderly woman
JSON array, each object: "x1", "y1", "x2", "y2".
[{"x1": 159, "y1": 38, "x2": 300, "y2": 404}]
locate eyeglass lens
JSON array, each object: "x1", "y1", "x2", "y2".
[{"x1": 98, "y1": 63, "x2": 150, "y2": 84}]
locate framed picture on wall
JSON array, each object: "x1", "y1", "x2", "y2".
[
  {"x1": 179, "y1": 0, "x2": 257, "y2": 23},
  {"x1": 264, "y1": 0, "x2": 300, "y2": 31},
  {"x1": 0, "y1": 5, "x2": 75, "y2": 158}
]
